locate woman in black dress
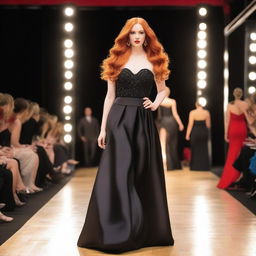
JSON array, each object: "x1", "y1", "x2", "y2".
[
  {"x1": 77, "y1": 17, "x2": 174, "y2": 253},
  {"x1": 158, "y1": 87, "x2": 184, "y2": 170},
  {"x1": 186, "y1": 101, "x2": 211, "y2": 170}
]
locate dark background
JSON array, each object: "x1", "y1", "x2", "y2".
[{"x1": 1, "y1": 3, "x2": 249, "y2": 166}]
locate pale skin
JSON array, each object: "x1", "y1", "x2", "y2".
[
  {"x1": 98, "y1": 23, "x2": 168, "y2": 149},
  {"x1": 185, "y1": 104, "x2": 211, "y2": 141}
]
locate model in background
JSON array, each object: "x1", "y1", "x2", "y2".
[
  {"x1": 217, "y1": 88, "x2": 247, "y2": 189},
  {"x1": 186, "y1": 101, "x2": 211, "y2": 171},
  {"x1": 78, "y1": 107, "x2": 99, "y2": 167},
  {"x1": 77, "y1": 17, "x2": 174, "y2": 253},
  {"x1": 158, "y1": 87, "x2": 184, "y2": 170}
]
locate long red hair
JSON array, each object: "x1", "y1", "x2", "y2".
[{"x1": 101, "y1": 17, "x2": 170, "y2": 82}]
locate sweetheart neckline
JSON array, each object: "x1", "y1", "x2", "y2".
[{"x1": 121, "y1": 68, "x2": 154, "y2": 76}]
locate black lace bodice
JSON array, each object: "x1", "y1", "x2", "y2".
[{"x1": 116, "y1": 68, "x2": 155, "y2": 98}]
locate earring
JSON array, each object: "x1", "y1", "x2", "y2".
[
  {"x1": 143, "y1": 40, "x2": 148, "y2": 47},
  {"x1": 127, "y1": 41, "x2": 131, "y2": 47}
]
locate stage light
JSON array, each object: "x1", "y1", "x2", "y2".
[
  {"x1": 198, "y1": 71, "x2": 207, "y2": 80},
  {"x1": 65, "y1": 71, "x2": 73, "y2": 79},
  {"x1": 197, "y1": 80, "x2": 207, "y2": 89},
  {"x1": 64, "y1": 7, "x2": 74, "y2": 17},
  {"x1": 197, "y1": 40, "x2": 207, "y2": 49},
  {"x1": 64, "y1": 134, "x2": 72, "y2": 143},
  {"x1": 198, "y1": 97, "x2": 207, "y2": 107},
  {"x1": 198, "y1": 31, "x2": 207, "y2": 40},
  {"x1": 64, "y1": 96, "x2": 72, "y2": 104},
  {"x1": 64, "y1": 123, "x2": 72, "y2": 132},
  {"x1": 198, "y1": 60, "x2": 207, "y2": 69},
  {"x1": 198, "y1": 50, "x2": 207, "y2": 58},
  {"x1": 249, "y1": 56, "x2": 256, "y2": 64},
  {"x1": 250, "y1": 32, "x2": 256, "y2": 41},
  {"x1": 64, "y1": 82, "x2": 73, "y2": 90},
  {"x1": 64, "y1": 60, "x2": 74, "y2": 69},
  {"x1": 199, "y1": 23, "x2": 207, "y2": 30},
  {"x1": 199, "y1": 7, "x2": 207, "y2": 16},
  {"x1": 63, "y1": 105, "x2": 72, "y2": 114},
  {"x1": 65, "y1": 116, "x2": 71, "y2": 120},
  {"x1": 224, "y1": 68, "x2": 229, "y2": 79},
  {"x1": 64, "y1": 49, "x2": 74, "y2": 58},
  {"x1": 224, "y1": 51, "x2": 229, "y2": 62},
  {"x1": 64, "y1": 39, "x2": 73, "y2": 48},
  {"x1": 249, "y1": 71, "x2": 256, "y2": 81},
  {"x1": 248, "y1": 86, "x2": 256, "y2": 94},
  {"x1": 249, "y1": 43, "x2": 256, "y2": 52},
  {"x1": 64, "y1": 23, "x2": 74, "y2": 32}
]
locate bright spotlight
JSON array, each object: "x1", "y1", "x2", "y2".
[
  {"x1": 198, "y1": 60, "x2": 207, "y2": 69},
  {"x1": 64, "y1": 134, "x2": 72, "y2": 143},
  {"x1": 198, "y1": 31, "x2": 207, "y2": 40},
  {"x1": 64, "y1": 82, "x2": 73, "y2": 90},
  {"x1": 197, "y1": 40, "x2": 207, "y2": 49},
  {"x1": 197, "y1": 90, "x2": 202, "y2": 96},
  {"x1": 250, "y1": 32, "x2": 256, "y2": 41},
  {"x1": 199, "y1": 23, "x2": 207, "y2": 30},
  {"x1": 198, "y1": 50, "x2": 207, "y2": 58},
  {"x1": 64, "y1": 39, "x2": 73, "y2": 48},
  {"x1": 64, "y1": 60, "x2": 74, "y2": 69},
  {"x1": 250, "y1": 43, "x2": 256, "y2": 52},
  {"x1": 64, "y1": 7, "x2": 74, "y2": 17},
  {"x1": 63, "y1": 105, "x2": 72, "y2": 114},
  {"x1": 198, "y1": 71, "x2": 207, "y2": 80},
  {"x1": 65, "y1": 71, "x2": 73, "y2": 79},
  {"x1": 198, "y1": 97, "x2": 207, "y2": 107},
  {"x1": 249, "y1": 72, "x2": 256, "y2": 81},
  {"x1": 64, "y1": 123, "x2": 72, "y2": 132},
  {"x1": 248, "y1": 86, "x2": 256, "y2": 94},
  {"x1": 64, "y1": 49, "x2": 74, "y2": 58},
  {"x1": 197, "y1": 80, "x2": 207, "y2": 89},
  {"x1": 65, "y1": 116, "x2": 71, "y2": 120},
  {"x1": 64, "y1": 96, "x2": 72, "y2": 104},
  {"x1": 64, "y1": 23, "x2": 74, "y2": 32},
  {"x1": 249, "y1": 56, "x2": 256, "y2": 65},
  {"x1": 199, "y1": 7, "x2": 207, "y2": 16}
]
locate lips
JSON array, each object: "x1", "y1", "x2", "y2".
[{"x1": 135, "y1": 41, "x2": 140, "y2": 44}]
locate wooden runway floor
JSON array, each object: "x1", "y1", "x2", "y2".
[{"x1": 0, "y1": 168, "x2": 256, "y2": 256}]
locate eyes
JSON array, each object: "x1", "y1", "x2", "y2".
[{"x1": 130, "y1": 31, "x2": 145, "y2": 35}]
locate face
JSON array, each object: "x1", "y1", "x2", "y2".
[
  {"x1": 84, "y1": 107, "x2": 92, "y2": 116},
  {"x1": 129, "y1": 23, "x2": 146, "y2": 48}
]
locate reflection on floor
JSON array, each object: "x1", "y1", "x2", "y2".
[{"x1": 0, "y1": 167, "x2": 255, "y2": 256}]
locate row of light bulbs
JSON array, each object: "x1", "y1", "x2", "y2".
[
  {"x1": 248, "y1": 32, "x2": 256, "y2": 94},
  {"x1": 197, "y1": 7, "x2": 208, "y2": 107},
  {"x1": 63, "y1": 7, "x2": 75, "y2": 143}
]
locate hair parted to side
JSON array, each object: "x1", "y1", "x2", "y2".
[
  {"x1": 233, "y1": 87, "x2": 243, "y2": 99},
  {"x1": 101, "y1": 17, "x2": 170, "y2": 82}
]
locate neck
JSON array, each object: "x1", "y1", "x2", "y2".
[{"x1": 131, "y1": 46, "x2": 145, "y2": 55}]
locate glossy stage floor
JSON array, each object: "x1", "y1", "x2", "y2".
[{"x1": 0, "y1": 167, "x2": 255, "y2": 256}]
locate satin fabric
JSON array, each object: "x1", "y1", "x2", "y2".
[{"x1": 77, "y1": 97, "x2": 174, "y2": 253}]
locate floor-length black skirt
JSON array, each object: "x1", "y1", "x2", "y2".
[{"x1": 77, "y1": 97, "x2": 174, "y2": 253}]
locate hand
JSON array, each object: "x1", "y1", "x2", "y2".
[
  {"x1": 143, "y1": 97, "x2": 157, "y2": 111},
  {"x1": 179, "y1": 124, "x2": 184, "y2": 131},
  {"x1": 185, "y1": 135, "x2": 190, "y2": 141},
  {"x1": 98, "y1": 130, "x2": 106, "y2": 149},
  {"x1": 81, "y1": 136, "x2": 87, "y2": 142}
]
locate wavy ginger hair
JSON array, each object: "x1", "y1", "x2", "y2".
[{"x1": 101, "y1": 17, "x2": 170, "y2": 82}]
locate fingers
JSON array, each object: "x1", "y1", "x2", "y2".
[
  {"x1": 98, "y1": 136, "x2": 106, "y2": 149},
  {"x1": 143, "y1": 97, "x2": 153, "y2": 109}
]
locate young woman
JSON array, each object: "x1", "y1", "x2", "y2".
[{"x1": 77, "y1": 17, "x2": 174, "y2": 253}]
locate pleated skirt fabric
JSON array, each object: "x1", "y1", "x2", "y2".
[{"x1": 77, "y1": 97, "x2": 174, "y2": 254}]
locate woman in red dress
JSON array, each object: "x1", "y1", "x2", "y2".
[{"x1": 217, "y1": 88, "x2": 248, "y2": 189}]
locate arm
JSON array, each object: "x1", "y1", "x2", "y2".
[
  {"x1": 225, "y1": 105, "x2": 230, "y2": 142},
  {"x1": 171, "y1": 99, "x2": 184, "y2": 131},
  {"x1": 9, "y1": 119, "x2": 23, "y2": 147},
  {"x1": 185, "y1": 111, "x2": 194, "y2": 141},
  {"x1": 143, "y1": 80, "x2": 167, "y2": 111},
  {"x1": 205, "y1": 110, "x2": 211, "y2": 129},
  {"x1": 98, "y1": 80, "x2": 116, "y2": 149}
]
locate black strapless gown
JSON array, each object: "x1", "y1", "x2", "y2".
[
  {"x1": 77, "y1": 68, "x2": 174, "y2": 253},
  {"x1": 190, "y1": 120, "x2": 210, "y2": 170},
  {"x1": 158, "y1": 106, "x2": 181, "y2": 170}
]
